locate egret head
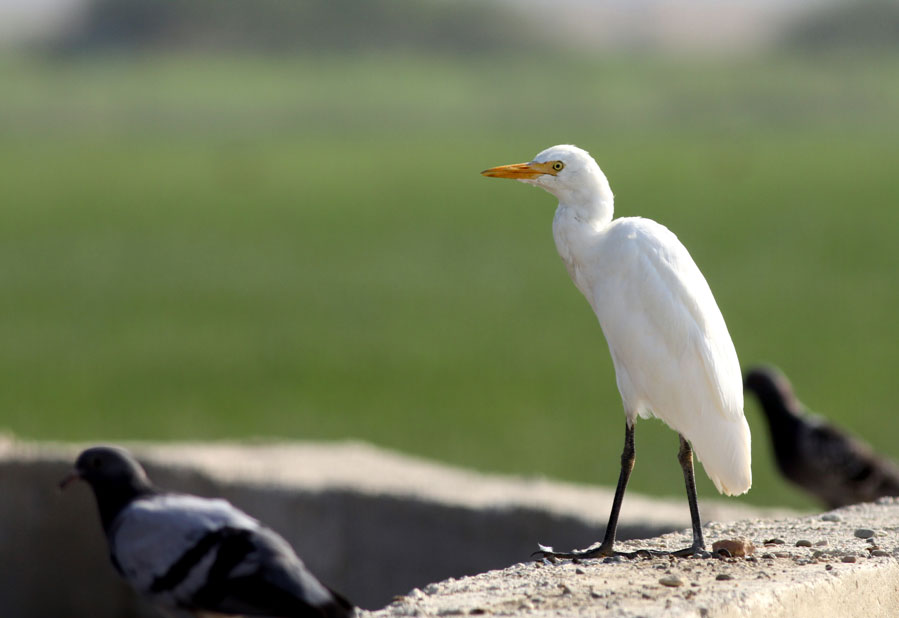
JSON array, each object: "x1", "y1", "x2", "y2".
[{"x1": 481, "y1": 145, "x2": 613, "y2": 215}]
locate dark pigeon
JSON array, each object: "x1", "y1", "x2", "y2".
[
  {"x1": 744, "y1": 366, "x2": 899, "y2": 508},
  {"x1": 60, "y1": 446, "x2": 354, "y2": 618}
]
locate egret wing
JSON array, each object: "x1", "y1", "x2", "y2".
[{"x1": 585, "y1": 218, "x2": 751, "y2": 495}]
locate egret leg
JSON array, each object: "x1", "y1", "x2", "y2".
[
  {"x1": 535, "y1": 428, "x2": 709, "y2": 561},
  {"x1": 535, "y1": 422, "x2": 636, "y2": 560},
  {"x1": 624, "y1": 436, "x2": 705, "y2": 557},
  {"x1": 671, "y1": 434, "x2": 706, "y2": 556}
]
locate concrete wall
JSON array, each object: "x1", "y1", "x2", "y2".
[{"x1": 0, "y1": 439, "x2": 790, "y2": 617}]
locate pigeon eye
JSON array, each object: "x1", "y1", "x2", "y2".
[{"x1": 552, "y1": 161, "x2": 564, "y2": 172}]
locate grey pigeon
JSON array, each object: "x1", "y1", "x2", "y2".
[
  {"x1": 744, "y1": 366, "x2": 899, "y2": 508},
  {"x1": 60, "y1": 446, "x2": 354, "y2": 618}
]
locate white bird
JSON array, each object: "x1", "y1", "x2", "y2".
[
  {"x1": 482, "y1": 145, "x2": 751, "y2": 557},
  {"x1": 60, "y1": 446, "x2": 354, "y2": 618}
]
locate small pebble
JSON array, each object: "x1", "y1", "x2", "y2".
[
  {"x1": 841, "y1": 556, "x2": 857, "y2": 563},
  {"x1": 774, "y1": 552, "x2": 791, "y2": 559},
  {"x1": 871, "y1": 549, "x2": 889, "y2": 557},
  {"x1": 575, "y1": 567, "x2": 586, "y2": 575},
  {"x1": 659, "y1": 575, "x2": 684, "y2": 588},
  {"x1": 795, "y1": 540, "x2": 812, "y2": 547},
  {"x1": 559, "y1": 584, "x2": 573, "y2": 595},
  {"x1": 603, "y1": 556, "x2": 623, "y2": 564},
  {"x1": 821, "y1": 513, "x2": 841, "y2": 522},
  {"x1": 469, "y1": 609, "x2": 486, "y2": 615},
  {"x1": 761, "y1": 553, "x2": 775, "y2": 560},
  {"x1": 763, "y1": 538, "x2": 785, "y2": 545},
  {"x1": 854, "y1": 529, "x2": 875, "y2": 539},
  {"x1": 716, "y1": 573, "x2": 733, "y2": 581},
  {"x1": 814, "y1": 540, "x2": 828, "y2": 547},
  {"x1": 712, "y1": 538, "x2": 755, "y2": 557},
  {"x1": 825, "y1": 564, "x2": 833, "y2": 571},
  {"x1": 424, "y1": 584, "x2": 440, "y2": 595}
]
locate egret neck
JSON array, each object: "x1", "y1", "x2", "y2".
[{"x1": 550, "y1": 168, "x2": 614, "y2": 296}]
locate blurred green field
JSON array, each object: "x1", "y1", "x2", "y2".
[{"x1": 1, "y1": 52, "x2": 898, "y2": 509}]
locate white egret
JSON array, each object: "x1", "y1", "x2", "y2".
[{"x1": 482, "y1": 145, "x2": 751, "y2": 557}]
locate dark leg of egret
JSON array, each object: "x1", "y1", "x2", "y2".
[
  {"x1": 537, "y1": 425, "x2": 708, "y2": 560},
  {"x1": 599, "y1": 422, "x2": 636, "y2": 553},
  {"x1": 675, "y1": 434, "x2": 706, "y2": 556},
  {"x1": 535, "y1": 423, "x2": 635, "y2": 560}
]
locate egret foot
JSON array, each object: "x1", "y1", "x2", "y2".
[
  {"x1": 533, "y1": 543, "x2": 651, "y2": 562},
  {"x1": 668, "y1": 542, "x2": 709, "y2": 558},
  {"x1": 533, "y1": 543, "x2": 613, "y2": 561},
  {"x1": 614, "y1": 541, "x2": 709, "y2": 559},
  {"x1": 534, "y1": 541, "x2": 709, "y2": 562}
]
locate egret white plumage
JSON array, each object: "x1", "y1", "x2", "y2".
[{"x1": 482, "y1": 145, "x2": 751, "y2": 557}]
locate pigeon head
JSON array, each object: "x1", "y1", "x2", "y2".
[
  {"x1": 744, "y1": 366, "x2": 800, "y2": 416},
  {"x1": 64, "y1": 445, "x2": 152, "y2": 488},
  {"x1": 61, "y1": 446, "x2": 155, "y2": 531}
]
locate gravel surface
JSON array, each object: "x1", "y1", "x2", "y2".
[{"x1": 369, "y1": 499, "x2": 899, "y2": 617}]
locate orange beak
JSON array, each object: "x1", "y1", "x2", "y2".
[{"x1": 481, "y1": 161, "x2": 558, "y2": 179}]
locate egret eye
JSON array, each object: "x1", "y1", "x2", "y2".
[{"x1": 551, "y1": 161, "x2": 564, "y2": 172}]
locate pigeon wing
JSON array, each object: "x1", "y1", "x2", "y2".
[
  {"x1": 190, "y1": 525, "x2": 354, "y2": 618},
  {"x1": 109, "y1": 494, "x2": 259, "y2": 604}
]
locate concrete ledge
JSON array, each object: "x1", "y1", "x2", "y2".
[
  {"x1": 373, "y1": 500, "x2": 899, "y2": 618},
  {"x1": 0, "y1": 438, "x2": 791, "y2": 617}
]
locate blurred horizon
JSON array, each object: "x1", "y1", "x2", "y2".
[
  {"x1": 2, "y1": 0, "x2": 894, "y2": 55},
  {"x1": 2, "y1": 0, "x2": 898, "y2": 511}
]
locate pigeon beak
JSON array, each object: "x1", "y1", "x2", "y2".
[{"x1": 59, "y1": 470, "x2": 82, "y2": 490}]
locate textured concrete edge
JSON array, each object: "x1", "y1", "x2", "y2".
[
  {"x1": 367, "y1": 500, "x2": 899, "y2": 618},
  {"x1": 1, "y1": 437, "x2": 804, "y2": 617},
  {"x1": 715, "y1": 559, "x2": 899, "y2": 618},
  {"x1": 0, "y1": 435, "x2": 795, "y2": 525}
]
